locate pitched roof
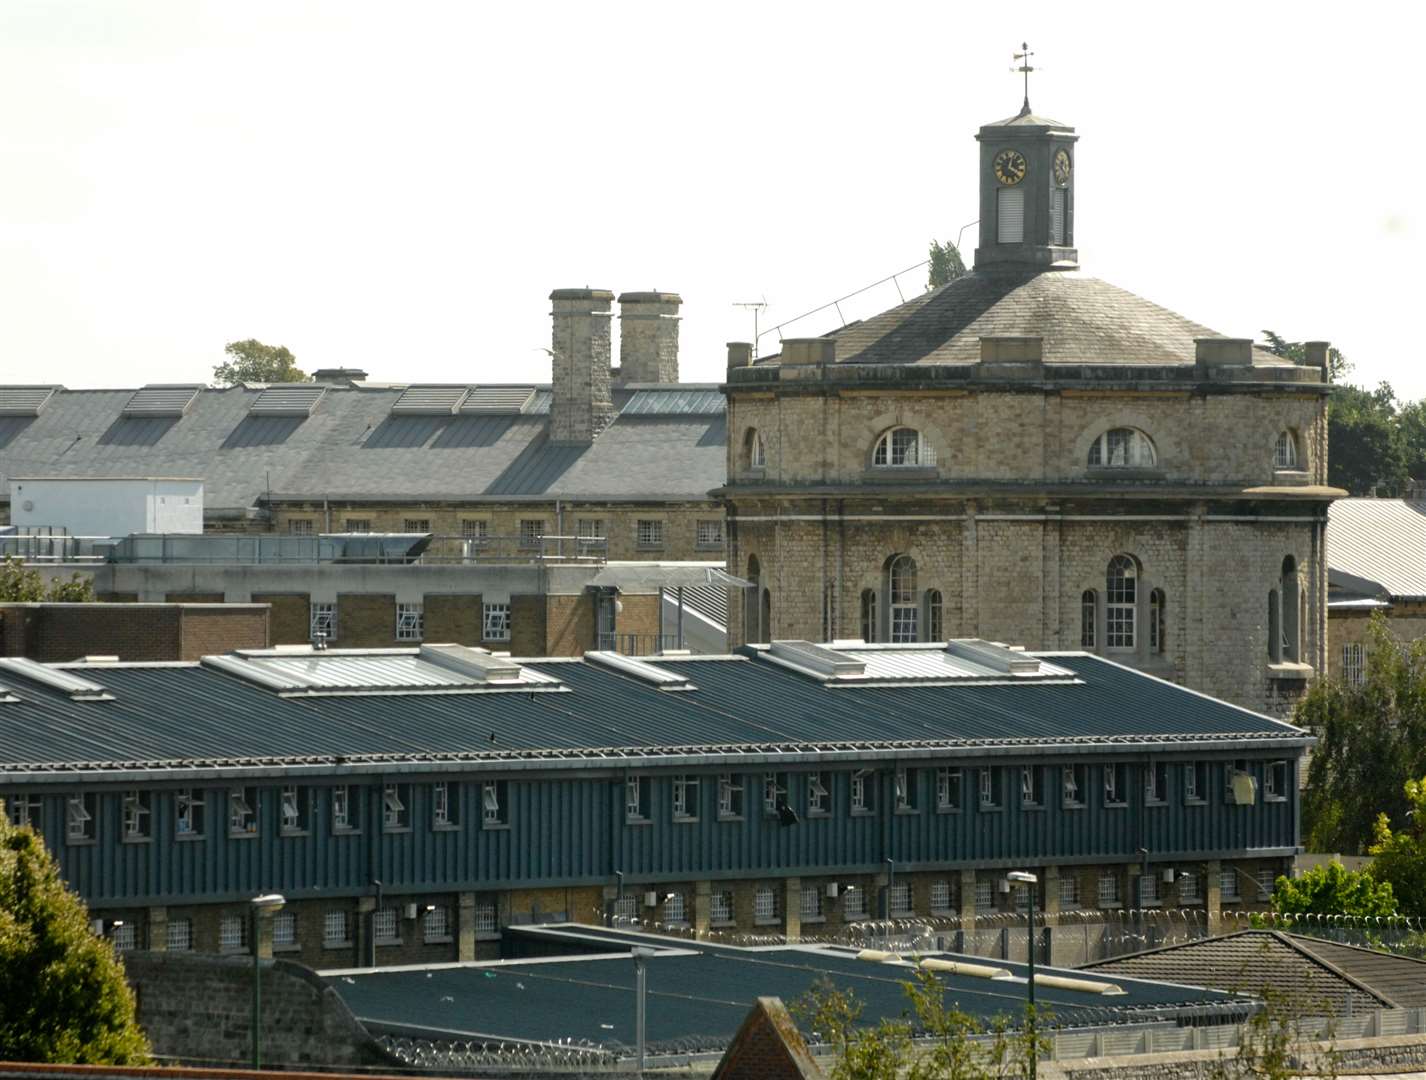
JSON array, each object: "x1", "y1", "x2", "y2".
[
  {"x1": 791, "y1": 271, "x2": 1293, "y2": 368},
  {"x1": 1327, "y1": 499, "x2": 1426, "y2": 600},
  {"x1": 0, "y1": 384, "x2": 726, "y2": 512},
  {"x1": 1084, "y1": 931, "x2": 1426, "y2": 1012}
]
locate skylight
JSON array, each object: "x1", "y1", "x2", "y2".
[
  {"x1": 250, "y1": 385, "x2": 327, "y2": 416},
  {"x1": 584, "y1": 650, "x2": 696, "y2": 690},
  {"x1": 0, "y1": 386, "x2": 59, "y2": 417},
  {"x1": 757, "y1": 639, "x2": 1079, "y2": 686},
  {"x1": 391, "y1": 386, "x2": 469, "y2": 415},
  {"x1": 123, "y1": 385, "x2": 202, "y2": 417},
  {"x1": 0, "y1": 657, "x2": 114, "y2": 701},
  {"x1": 460, "y1": 386, "x2": 535, "y2": 413}
]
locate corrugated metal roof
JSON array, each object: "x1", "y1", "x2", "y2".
[
  {"x1": 391, "y1": 386, "x2": 469, "y2": 414},
  {"x1": 460, "y1": 386, "x2": 535, "y2": 413},
  {"x1": 328, "y1": 927, "x2": 1254, "y2": 1052},
  {"x1": 249, "y1": 385, "x2": 327, "y2": 416},
  {"x1": 0, "y1": 386, "x2": 58, "y2": 417},
  {"x1": 620, "y1": 388, "x2": 726, "y2": 415},
  {"x1": 122, "y1": 385, "x2": 201, "y2": 417},
  {"x1": 1327, "y1": 499, "x2": 1426, "y2": 599},
  {"x1": 0, "y1": 648, "x2": 1309, "y2": 775}
]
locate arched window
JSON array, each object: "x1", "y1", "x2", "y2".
[
  {"x1": 1106, "y1": 555, "x2": 1137, "y2": 651},
  {"x1": 761, "y1": 588, "x2": 772, "y2": 642},
  {"x1": 888, "y1": 555, "x2": 918, "y2": 642},
  {"x1": 1267, "y1": 588, "x2": 1280, "y2": 662},
  {"x1": 745, "y1": 428, "x2": 766, "y2": 469},
  {"x1": 1088, "y1": 428, "x2": 1156, "y2": 468},
  {"x1": 1274, "y1": 430, "x2": 1299, "y2": 469},
  {"x1": 872, "y1": 427, "x2": 932, "y2": 468},
  {"x1": 1280, "y1": 556, "x2": 1299, "y2": 663},
  {"x1": 745, "y1": 556, "x2": 761, "y2": 643},
  {"x1": 860, "y1": 588, "x2": 878, "y2": 643},
  {"x1": 1149, "y1": 588, "x2": 1166, "y2": 654},
  {"x1": 1081, "y1": 590, "x2": 1097, "y2": 649},
  {"x1": 925, "y1": 589, "x2": 944, "y2": 641}
]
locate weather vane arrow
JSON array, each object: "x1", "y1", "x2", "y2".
[{"x1": 1012, "y1": 42, "x2": 1035, "y2": 116}]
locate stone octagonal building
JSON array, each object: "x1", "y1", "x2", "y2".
[{"x1": 720, "y1": 102, "x2": 1341, "y2": 715}]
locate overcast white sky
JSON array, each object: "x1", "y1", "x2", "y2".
[{"x1": 0, "y1": 2, "x2": 1418, "y2": 397}]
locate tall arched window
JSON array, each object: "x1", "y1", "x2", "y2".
[
  {"x1": 1267, "y1": 588, "x2": 1280, "y2": 661},
  {"x1": 1275, "y1": 430, "x2": 1299, "y2": 469},
  {"x1": 1106, "y1": 556, "x2": 1137, "y2": 651},
  {"x1": 872, "y1": 427, "x2": 931, "y2": 468},
  {"x1": 1280, "y1": 556, "x2": 1299, "y2": 663},
  {"x1": 1081, "y1": 590, "x2": 1097, "y2": 649},
  {"x1": 860, "y1": 589, "x2": 878, "y2": 643},
  {"x1": 761, "y1": 588, "x2": 772, "y2": 643},
  {"x1": 1149, "y1": 588, "x2": 1166, "y2": 655},
  {"x1": 888, "y1": 555, "x2": 918, "y2": 642},
  {"x1": 745, "y1": 428, "x2": 766, "y2": 469},
  {"x1": 1088, "y1": 428, "x2": 1156, "y2": 468},
  {"x1": 925, "y1": 589, "x2": 944, "y2": 641},
  {"x1": 745, "y1": 556, "x2": 761, "y2": 643}
]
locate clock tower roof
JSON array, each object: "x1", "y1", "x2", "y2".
[{"x1": 980, "y1": 109, "x2": 1071, "y2": 130}]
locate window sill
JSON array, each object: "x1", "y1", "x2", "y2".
[
  {"x1": 673, "y1": 817, "x2": 699, "y2": 825},
  {"x1": 1272, "y1": 469, "x2": 1311, "y2": 485},
  {"x1": 333, "y1": 827, "x2": 362, "y2": 836},
  {"x1": 894, "y1": 807, "x2": 921, "y2": 816},
  {"x1": 423, "y1": 936, "x2": 454, "y2": 945},
  {"x1": 1062, "y1": 802, "x2": 1085, "y2": 811},
  {"x1": 475, "y1": 931, "x2": 501, "y2": 941},
  {"x1": 718, "y1": 815, "x2": 745, "y2": 824},
  {"x1": 711, "y1": 920, "x2": 737, "y2": 929},
  {"x1": 433, "y1": 823, "x2": 461, "y2": 832},
  {"x1": 625, "y1": 818, "x2": 652, "y2": 827},
  {"x1": 481, "y1": 822, "x2": 511, "y2": 832},
  {"x1": 274, "y1": 944, "x2": 302, "y2": 954},
  {"x1": 1098, "y1": 903, "x2": 1122, "y2": 910},
  {"x1": 323, "y1": 941, "x2": 354, "y2": 950},
  {"x1": 376, "y1": 939, "x2": 403, "y2": 948},
  {"x1": 935, "y1": 806, "x2": 962, "y2": 815},
  {"x1": 1145, "y1": 800, "x2": 1168, "y2": 809},
  {"x1": 850, "y1": 809, "x2": 876, "y2": 818},
  {"x1": 1022, "y1": 804, "x2": 1045, "y2": 812},
  {"x1": 1104, "y1": 802, "x2": 1129, "y2": 810},
  {"x1": 1267, "y1": 662, "x2": 1313, "y2": 681},
  {"x1": 978, "y1": 804, "x2": 1003, "y2": 813},
  {"x1": 1265, "y1": 795, "x2": 1288, "y2": 804},
  {"x1": 175, "y1": 833, "x2": 206, "y2": 842},
  {"x1": 864, "y1": 467, "x2": 938, "y2": 481},
  {"x1": 280, "y1": 829, "x2": 310, "y2": 838},
  {"x1": 800, "y1": 915, "x2": 825, "y2": 925},
  {"x1": 382, "y1": 826, "x2": 412, "y2": 835},
  {"x1": 694, "y1": 544, "x2": 724, "y2": 552},
  {"x1": 1184, "y1": 798, "x2": 1207, "y2": 807},
  {"x1": 754, "y1": 917, "x2": 782, "y2": 927},
  {"x1": 1085, "y1": 467, "x2": 1164, "y2": 481},
  {"x1": 121, "y1": 835, "x2": 153, "y2": 844},
  {"x1": 930, "y1": 907, "x2": 957, "y2": 918},
  {"x1": 228, "y1": 832, "x2": 258, "y2": 840}
]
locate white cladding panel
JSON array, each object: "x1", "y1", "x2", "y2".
[{"x1": 8, "y1": 478, "x2": 204, "y2": 536}]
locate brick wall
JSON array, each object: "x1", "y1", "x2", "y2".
[
  {"x1": 510, "y1": 594, "x2": 546, "y2": 655},
  {"x1": 251, "y1": 594, "x2": 310, "y2": 645},
  {"x1": 336, "y1": 594, "x2": 396, "y2": 648},
  {"x1": 545, "y1": 594, "x2": 595, "y2": 656},
  {"x1": 0, "y1": 604, "x2": 268, "y2": 662},
  {"x1": 424, "y1": 594, "x2": 481, "y2": 644}
]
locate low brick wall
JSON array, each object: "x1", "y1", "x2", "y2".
[
  {"x1": 121, "y1": 951, "x2": 395, "y2": 1070},
  {"x1": 1045, "y1": 1032, "x2": 1426, "y2": 1080}
]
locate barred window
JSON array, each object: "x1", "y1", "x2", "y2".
[
  {"x1": 324, "y1": 910, "x2": 350, "y2": 946},
  {"x1": 310, "y1": 602, "x2": 337, "y2": 643},
  {"x1": 936, "y1": 767, "x2": 961, "y2": 812},
  {"x1": 1178, "y1": 871, "x2": 1201, "y2": 903},
  {"x1": 843, "y1": 886, "x2": 867, "y2": 919},
  {"x1": 800, "y1": 887, "x2": 822, "y2": 920},
  {"x1": 873, "y1": 427, "x2": 933, "y2": 467},
  {"x1": 1220, "y1": 867, "x2": 1240, "y2": 900},
  {"x1": 518, "y1": 519, "x2": 545, "y2": 551},
  {"x1": 1342, "y1": 643, "x2": 1366, "y2": 686},
  {"x1": 663, "y1": 892, "x2": 687, "y2": 925},
  {"x1": 577, "y1": 518, "x2": 605, "y2": 540},
  {"x1": 220, "y1": 914, "x2": 246, "y2": 951},
  {"x1": 66, "y1": 793, "x2": 96, "y2": 842},
  {"x1": 474, "y1": 902, "x2": 498, "y2": 935},
  {"x1": 122, "y1": 790, "x2": 151, "y2": 840},
  {"x1": 1139, "y1": 874, "x2": 1160, "y2": 906},
  {"x1": 403, "y1": 518, "x2": 431, "y2": 533},
  {"x1": 280, "y1": 785, "x2": 308, "y2": 834},
  {"x1": 373, "y1": 908, "x2": 399, "y2": 943},
  {"x1": 806, "y1": 771, "x2": 829, "y2": 815},
  {"x1": 483, "y1": 603, "x2": 511, "y2": 641},
  {"x1": 166, "y1": 917, "x2": 193, "y2": 951},
  {"x1": 111, "y1": 922, "x2": 137, "y2": 951},
  {"x1": 228, "y1": 788, "x2": 257, "y2": 837},
  {"x1": 1098, "y1": 872, "x2": 1121, "y2": 907},
  {"x1": 710, "y1": 891, "x2": 734, "y2": 924},
  {"x1": 974, "y1": 878, "x2": 994, "y2": 910},
  {"x1": 754, "y1": 886, "x2": 778, "y2": 922},
  {"x1": 889, "y1": 555, "x2": 918, "y2": 643},
  {"x1": 718, "y1": 774, "x2": 744, "y2": 819},
  {"x1": 272, "y1": 911, "x2": 297, "y2": 948},
  {"x1": 1059, "y1": 874, "x2": 1079, "y2": 908},
  {"x1": 1089, "y1": 427, "x2": 1156, "y2": 468},
  {"x1": 396, "y1": 603, "x2": 424, "y2": 641},
  {"x1": 1081, "y1": 590, "x2": 1097, "y2": 649},
  {"x1": 696, "y1": 520, "x2": 724, "y2": 548},
  {"x1": 889, "y1": 882, "x2": 912, "y2": 916},
  {"x1": 344, "y1": 518, "x2": 372, "y2": 533},
  {"x1": 1256, "y1": 868, "x2": 1276, "y2": 900},
  {"x1": 423, "y1": 905, "x2": 451, "y2": 942},
  {"x1": 672, "y1": 774, "x2": 699, "y2": 821},
  {"x1": 1106, "y1": 556, "x2": 1137, "y2": 651},
  {"x1": 636, "y1": 520, "x2": 665, "y2": 548},
  {"x1": 461, "y1": 519, "x2": 489, "y2": 542},
  {"x1": 288, "y1": 519, "x2": 315, "y2": 536},
  {"x1": 1275, "y1": 430, "x2": 1299, "y2": 469},
  {"x1": 382, "y1": 784, "x2": 410, "y2": 831},
  {"x1": 930, "y1": 879, "x2": 956, "y2": 912}
]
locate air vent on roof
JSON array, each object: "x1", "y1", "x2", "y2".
[
  {"x1": 250, "y1": 385, "x2": 327, "y2": 416},
  {"x1": 620, "y1": 389, "x2": 726, "y2": 416},
  {"x1": 584, "y1": 650, "x2": 695, "y2": 690},
  {"x1": 0, "y1": 386, "x2": 59, "y2": 416},
  {"x1": 419, "y1": 644, "x2": 523, "y2": 683},
  {"x1": 0, "y1": 681, "x2": 19, "y2": 704},
  {"x1": 767, "y1": 640, "x2": 868, "y2": 679},
  {"x1": 0, "y1": 657, "x2": 114, "y2": 701},
  {"x1": 392, "y1": 386, "x2": 470, "y2": 415},
  {"x1": 460, "y1": 386, "x2": 535, "y2": 413},
  {"x1": 944, "y1": 639, "x2": 1041, "y2": 675},
  {"x1": 123, "y1": 385, "x2": 202, "y2": 417}
]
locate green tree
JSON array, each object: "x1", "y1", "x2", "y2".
[
  {"x1": 927, "y1": 239, "x2": 967, "y2": 290},
  {"x1": 212, "y1": 339, "x2": 308, "y2": 386},
  {"x1": 0, "y1": 556, "x2": 96, "y2": 603},
  {"x1": 0, "y1": 807, "x2": 151, "y2": 1063},
  {"x1": 1260, "y1": 330, "x2": 1351, "y2": 382},
  {"x1": 1328, "y1": 382, "x2": 1409, "y2": 495},
  {"x1": 1300, "y1": 615, "x2": 1426, "y2": 854},
  {"x1": 1367, "y1": 774, "x2": 1426, "y2": 919},
  {"x1": 1270, "y1": 860, "x2": 1398, "y2": 923}
]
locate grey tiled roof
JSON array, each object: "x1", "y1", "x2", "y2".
[
  {"x1": 796, "y1": 271, "x2": 1292, "y2": 367},
  {"x1": 0, "y1": 384, "x2": 726, "y2": 512},
  {"x1": 1327, "y1": 498, "x2": 1426, "y2": 600},
  {"x1": 1085, "y1": 931, "x2": 1418, "y2": 1012}
]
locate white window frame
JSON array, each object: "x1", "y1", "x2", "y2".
[
  {"x1": 1265, "y1": 760, "x2": 1289, "y2": 801},
  {"x1": 872, "y1": 426, "x2": 932, "y2": 468},
  {"x1": 228, "y1": 788, "x2": 257, "y2": 837},
  {"x1": 382, "y1": 784, "x2": 408, "y2": 831},
  {"x1": 482, "y1": 602, "x2": 511, "y2": 642},
  {"x1": 396, "y1": 602, "x2": 424, "y2": 642},
  {"x1": 807, "y1": 771, "x2": 829, "y2": 815},
  {"x1": 1106, "y1": 555, "x2": 1137, "y2": 651},
  {"x1": 672, "y1": 774, "x2": 699, "y2": 821},
  {"x1": 663, "y1": 892, "x2": 687, "y2": 925},
  {"x1": 1020, "y1": 766, "x2": 1042, "y2": 808},
  {"x1": 287, "y1": 519, "x2": 315, "y2": 536},
  {"x1": 332, "y1": 785, "x2": 355, "y2": 831},
  {"x1": 1275, "y1": 430, "x2": 1299, "y2": 469},
  {"x1": 1184, "y1": 763, "x2": 1206, "y2": 804},
  {"x1": 636, "y1": 519, "x2": 665, "y2": 549},
  {"x1": 1089, "y1": 428, "x2": 1156, "y2": 468},
  {"x1": 889, "y1": 555, "x2": 918, "y2": 643},
  {"x1": 423, "y1": 905, "x2": 452, "y2": 942},
  {"x1": 850, "y1": 769, "x2": 872, "y2": 814},
  {"x1": 6, "y1": 792, "x2": 40, "y2": 829},
  {"x1": 272, "y1": 911, "x2": 297, "y2": 949},
  {"x1": 122, "y1": 790, "x2": 151, "y2": 841},
  {"x1": 625, "y1": 776, "x2": 649, "y2": 822},
  {"x1": 763, "y1": 772, "x2": 786, "y2": 816},
  {"x1": 66, "y1": 793, "x2": 95, "y2": 843},
  {"x1": 279, "y1": 785, "x2": 307, "y2": 834},
  {"x1": 696, "y1": 519, "x2": 724, "y2": 549},
  {"x1": 433, "y1": 781, "x2": 455, "y2": 828},
  {"x1": 748, "y1": 429, "x2": 766, "y2": 469},
  {"x1": 167, "y1": 917, "x2": 193, "y2": 951},
  {"x1": 843, "y1": 885, "x2": 867, "y2": 920},
  {"x1": 800, "y1": 887, "x2": 822, "y2": 920},
  {"x1": 403, "y1": 517, "x2": 431, "y2": 534},
  {"x1": 1062, "y1": 765, "x2": 1085, "y2": 808},
  {"x1": 1220, "y1": 867, "x2": 1241, "y2": 901},
  {"x1": 481, "y1": 780, "x2": 507, "y2": 828},
  {"x1": 518, "y1": 519, "x2": 545, "y2": 551},
  {"x1": 344, "y1": 518, "x2": 372, "y2": 534},
  {"x1": 220, "y1": 914, "x2": 246, "y2": 952},
  {"x1": 324, "y1": 910, "x2": 350, "y2": 946},
  {"x1": 373, "y1": 907, "x2": 400, "y2": 944},
  {"x1": 1145, "y1": 762, "x2": 1168, "y2": 805},
  {"x1": 473, "y1": 902, "x2": 499, "y2": 935},
  {"x1": 1179, "y1": 871, "x2": 1202, "y2": 903},
  {"x1": 461, "y1": 518, "x2": 489, "y2": 543},
  {"x1": 717, "y1": 774, "x2": 744, "y2": 819},
  {"x1": 1139, "y1": 873, "x2": 1160, "y2": 906},
  {"x1": 310, "y1": 602, "x2": 337, "y2": 643},
  {"x1": 1104, "y1": 764, "x2": 1127, "y2": 807},
  {"x1": 710, "y1": 890, "x2": 734, "y2": 924},
  {"x1": 895, "y1": 768, "x2": 917, "y2": 812},
  {"x1": 978, "y1": 766, "x2": 1000, "y2": 809},
  {"x1": 1256, "y1": 868, "x2": 1276, "y2": 900},
  {"x1": 1342, "y1": 643, "x2": 1365, "y2": 686},
  {"x1": 936, "y1": 767, "x2": 961, "y2": 812}
]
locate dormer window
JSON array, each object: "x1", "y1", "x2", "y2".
[
  {"x1": 872, "y1": 427, "x2": 932, "y2": 468},
  {"x1": 1274, "y1": 430, "x2": 1299, "y2": 469},
  {"x1": 1089, "y1": 428, "x2": 1156, "y2": 468}
]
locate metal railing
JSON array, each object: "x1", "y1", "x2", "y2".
[{"x1": 596, "y1": 632, "x2": 685, "y2": 657}]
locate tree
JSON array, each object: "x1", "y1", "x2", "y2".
[
  {"x1": 1260, "y1": 330, "x2": 1351, "y2": 383},
  {"x1": 1367, "y1": 774, "x2": 1426, "y2": 919},
  {"x1": 927, "y1": 239, "x2": 967, "y2": 290},
  {"x1": 1328, "y1": 382, "x2": 1409, "y2": 495},
  {"x1": 1270, "y1": 859, "x2": 1398, "y2": 923},
  {"x1": 0, "y1": 556, "x2": 96, "y2": 603},
  {"x1": 212, "y1": 339, "x2": 309, "y2": 386},
  {"x1": 0, "y1": 808, "x2": 151, "y2": 1063}
]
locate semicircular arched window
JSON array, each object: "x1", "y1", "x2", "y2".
[
  {"x1": 1088, "y1": 428, "x2": 1156, "y2": 468},
  {"x1": 872, "y1": 427, "x2": 933, "y2": 468},
  {"x1": 1274, "y1": 430, "x2": 1299, "y2": 469}
]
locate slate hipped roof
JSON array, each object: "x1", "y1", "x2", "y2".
[
  {"x1": 1327, "y1": 498, "x2": 1426, "y2": 601},
  {"x1": 0, "y1": 384, "x2": 726, "y2": 514},
  {"x1": 1085, "y1": 931, "x2": 1426, "y2": 1013},
  {"x1": 799, "y1": 272, "x2": 1296, "y2": 368}
]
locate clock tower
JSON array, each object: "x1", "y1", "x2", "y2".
[{"x1": 973, "y1": 104, "x2": 1079, "y2": 273}]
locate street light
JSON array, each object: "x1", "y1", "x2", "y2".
[
  {"x1": 631, "y1": 945, "x2": 657, "y2": 1076},
  {"x1": 1006, "y1": 871, "x2": 1039, "y2": 1080},
  {"x1": 250, "y1": 893, "x2": 286, "y2": 1070}
]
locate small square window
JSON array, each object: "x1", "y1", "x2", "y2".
[
  {"x1": 332, "y1": 785, "x2": 359, "y2": 832},
  {"x1": 695, "y1": 520, "x2": 724, "y2": 549},
  {"x1": 324, "y1": 910, "x2": 350, "y2": 947},
  {"x1": 396, "y1": 603, "x2": 424, "y2": 642},
  {"x1": 936, "y1": 767, "x2": 961, "y2": 812},
  {"x1": 383, "y1": 784, "x2": 410, "y2": 831},
  {"x1": 310, "y1": 602, "x2": 337, "y2": 644},
  {"x1": 423, "y1": 905, "x2": 452, "y2": 942},
  {"x1": 345, "y1": 518, "x2": 372, "y2": 534},
  {"x1": 625, "y1": 776, "x2": 650, "y2": 823},
  {"x1": 220, "y1": 914, "x2": 247, "y2": 952},
  {"x1": 373, "y1": 908, "x2": 400, "y2": 944},
  {"x1": 166, "y1": 917, "x2": 193, "y2": 951},
  {"x1": 807, "y1": 771, "x2": 830, "y2": 816},
  {"x1": 519, "y1": 519, "x2": 545, "y2": 551},
  {"x1": 66, "y1": 793, "x2": 97, "y2": 843},
  {"x1": 482, "y1": 602, "x2": 511, "y2": 642},
  {"x1": 403, "y1": 518, "x2": 431, "y2": 533},
  {"x1": 433, "y1": 781, "x2": 458, "y2": 829},
  {"x1": 636, "y1": 520, "x2": 665, "y2": 549},
  {"x1": 481, "y1": 781, "x2": 509, "y2": 828},
  {"x1": 228, "y1": 788, "x2": 258, "y2": 837},
  {"x1": 280, "y1": 786, "x2": 309, "y2": 834},
  {"x1": 122, "y1": 790, "x2": 152, "y2": 841}
]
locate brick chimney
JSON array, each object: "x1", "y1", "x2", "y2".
[
  {"x1": 617, "y1": 292, "x2": 681, "y2": 384},
  {"x1": 549, "y1": 288, "x2": 616, "y2": 444}
]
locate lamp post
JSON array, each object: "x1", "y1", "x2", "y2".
[
  {"x1": 631, "y1": 945, "x2": 656, "y2": 1076},
  {"x1": 1007, "y1": 871, "x2": 1038, "y2": 1080},
  {"x1": 250, "y1": 893, "x2": 286, "y2": 1070}
]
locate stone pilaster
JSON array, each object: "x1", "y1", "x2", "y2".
[
  {"x1": 694, "y1": 880, "x2": 712, "y2": 939},
  {"x1": 148, "y1": 906, "x2": 168, "y2": 952},
  {"x1": 457, "y1": 892, "x2": 477, "y2": 962},
  {"x1": 784, "y1": 878, "x2": 801, "y2": 942}
]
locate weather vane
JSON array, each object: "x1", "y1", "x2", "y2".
[{"x1": 1012, "y1": 42, "x2": 1035, "y2": 116}]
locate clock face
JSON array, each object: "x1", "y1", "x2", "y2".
[
  {"x1": 1053, "y1": 148, "x2": 1072, "y2": 186},
  {"x1": 993, "y1": 148, "x2": 1027, "y2": 187}
]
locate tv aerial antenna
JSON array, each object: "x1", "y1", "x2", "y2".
[{"x1": 732, "y1": 298, "x2": 767, "y2": 356}]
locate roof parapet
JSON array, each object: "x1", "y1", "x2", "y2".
[{"x1": 1195, "y1": 338, "x2": 1253, "y2": 370}]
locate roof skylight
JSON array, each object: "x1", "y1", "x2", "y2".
[
  {"x1": 250, "y1": 385, "x2": 328, "y2": 416},
  {"x1": 0, "y1": 657, "x2": 114, "y2": 701},
  {"x1": 0, "y1": 386, "x2": 59, "y2": 417},
  {"x1": 202, "y1": 645, "x2": 562, "y2": 697},
  {"x1": 391, "y1": 386, "x2": 469, "y2": 415},
  {"x1": 758, "y1": 639, "x2": 1079, "y2": 686},
  {"x1": 460, "y1": 386, "x2": 535, "y2": 413},
  {"x1": 123, "y1": 385, "x2": 202, "y2": 417}
]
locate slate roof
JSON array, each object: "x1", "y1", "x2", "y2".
[
  {"x1": 326, "y1": 925, "x2": 1256, "y2": 1054},
  {"x1": 1085, "y1": 931, "x2": 1426, "y2": 1012},
  {"x1": 0, "y1": 646, "x2": 1311, "y2": 778},
  {"x1": 0, "y1": 384, "x2": 726, "y2": 513},
  {"x1": 1327, "y1": 498, "x2": 1426, "y2": 600},
  {"x1": 776, "y1": 271, "x2": 1294, "y2": 368}
]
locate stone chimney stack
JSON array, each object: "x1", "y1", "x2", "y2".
[
  {"x1": 617, "y1": 292, "x2": 681, "y2": 384},
  {"x1": 549, "y1": 288, "x2": 616, "y2": 444}
]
